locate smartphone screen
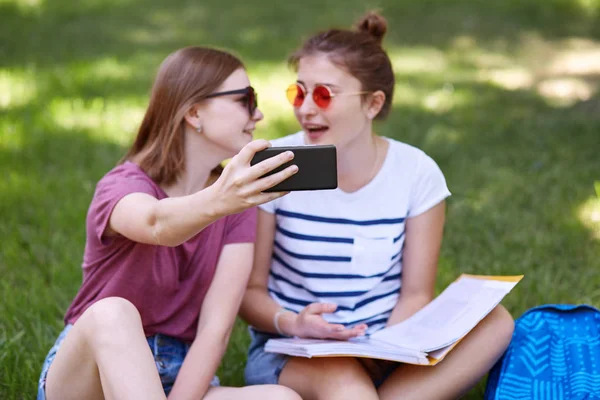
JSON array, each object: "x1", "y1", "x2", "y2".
[{"x1": 250, "y1": 145, "x2": 337, "y2": 192}]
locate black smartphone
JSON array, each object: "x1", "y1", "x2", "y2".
[{"x1": 250, "y1": 145, "x2": 338, "y2": 192}]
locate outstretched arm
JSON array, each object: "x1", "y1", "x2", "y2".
[{"x1": 107, "y1": 140, "x2": 297, "y2": 247}]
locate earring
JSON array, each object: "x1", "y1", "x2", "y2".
[{"x1": 195, "y1": 124, "x2": 202, "y2": 133}]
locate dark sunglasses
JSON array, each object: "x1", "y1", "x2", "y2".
[
  {"x1": 286, "y1": 82, "x2": 369, "y2": 110},
  {"x1": 206, "y1": 86, "x2": 258, "y2": 117}
]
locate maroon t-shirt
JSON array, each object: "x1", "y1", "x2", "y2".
[{"x1": 64, "y1": 162, "x2": 257, "y2": 343}]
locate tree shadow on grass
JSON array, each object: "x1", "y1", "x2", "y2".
[
  {"x1": 0, "y1": 113, "x2": 127, "y2": 397},
  {"x1": 2, "y1": 0, "x2": 600, "y2": 397},
  {"x1": 2, "y1": 0, "x2": 600, "y2": 71}
]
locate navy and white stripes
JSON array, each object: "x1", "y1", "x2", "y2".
[
  {"x1": 268, "y1": 209, "x2": 405, "y2": 333},
  {"x1": 260, "y1": 131, "x2": 451, "y2": 335}
]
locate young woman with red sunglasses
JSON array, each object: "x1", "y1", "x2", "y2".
[
  {"x1": 36, "y1": 46, "x2": 302, "y2": 400},
  {"x1": 240, "y1": 12, "x2": 515, "y2": 400}
]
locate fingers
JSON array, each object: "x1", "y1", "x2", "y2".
[
  {"x1": 253, "y1": 164, "x2": 298, "y2": 193},
  {"x1": 244, "y1": 166, "x2": 298, "y2": 205},
  {"x1": 296, "y1": 303, "x2": 368, "y2": 340},
  {"x1": 242, "y1": 191, "x2": 288, "y2": 210},
  {"x1": 247, "y1": 150, "x2": 295, "y2": 182},
  {"x1": 303, "y1": 303, "x2": 367, "y2": 339},
  {"x1": 227, "y1": 142, "x2": 297, "y2": 196},
  {"x1": 251, "y1": 190, "x2": 291, "y2": 205},
  {"x1": 305, "y1": 303, "x2": 338, "y2": 315},
  {"x1": 235, "y1": 139, "x2": 271, "y2": 164},
  {"x1": 325, "y1": 324, "x2": 368, "y2": 340}
]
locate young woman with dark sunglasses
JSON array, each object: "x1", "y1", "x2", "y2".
[
  {"x1": 36, "y1": 46, "x2": 301, "y2": 400},
  {"x1": 240, "y1": 12, "x2": 515, "y2": 400}
]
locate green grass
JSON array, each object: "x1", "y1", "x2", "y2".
[{"x1": 2, "y1": 0, "x2": 600, "y2": 398}]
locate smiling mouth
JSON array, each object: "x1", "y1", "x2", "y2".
[{"x1": 304, "y1": 125, "x2": 329, "y2": 134}]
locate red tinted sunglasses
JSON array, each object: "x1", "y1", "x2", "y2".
[
  {"x1": 286, "y1": 83, "x2": 369, "y2": 109},
  {"x1": 206, "y1": 86, "x2": 257, "y2": 116}
]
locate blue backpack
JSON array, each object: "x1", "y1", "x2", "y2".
[{"x1": 485, "y1": 304, "x2": 600, "y2": 400}]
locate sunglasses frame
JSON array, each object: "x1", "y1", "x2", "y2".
[
  {"x1": 286, "y1": 82, "x2": 370, "y2": 109},
  {"x1": 206, "y1": 86, "x2": 257, "y2": 116}
]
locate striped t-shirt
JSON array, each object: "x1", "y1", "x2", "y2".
[{"x1": 260, "y1": 132, "x2": 451, "y2": 334}]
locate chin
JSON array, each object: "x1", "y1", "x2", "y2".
[
  {"x1": 225, "y1": 134, "x2": 249, "y2": 149},
  {"x1": 231, "y1": 142, "x2": 250, "y2": 155},
  {"x1": 305, "y1": 133, "x2": 334, "y2": 146}
]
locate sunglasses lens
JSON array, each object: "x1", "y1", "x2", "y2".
[
  {"x1": 286, "y1": 84, "x2": 305, "y2": 107},
  {"x1": 313, "y1": 85, "x2": 332, "y2": 109},
  {"x1": 248, "y1": 88, "x2": 257, "y2": 115}
]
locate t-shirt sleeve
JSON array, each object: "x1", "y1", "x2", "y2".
[
  {"x1": 258, "y1": 198, "x2": 277, "y2": 214},
  {"x1": 224, "y1": 207, "x2": 258, "y2": 244},
  {"x1": 90, "y1": 174, "x2": 157, "y2": 244},
  {"x1": 407, "y1": 153, "x2": 451, "y2": 218}
]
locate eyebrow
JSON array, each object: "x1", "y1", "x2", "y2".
[{"x1": 297, "y1": 80, "x2": 341, "y2": 89}]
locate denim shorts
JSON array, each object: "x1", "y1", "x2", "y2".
[
  {"x1": 244, "y1": 327, "x2": 399, "y2": 388},
  {"x1": 37, "y1": 324, "x2": 220, "y2": 400},
  {"x1": 245, "y1": 327, "x2": 290, "y2": 385}
]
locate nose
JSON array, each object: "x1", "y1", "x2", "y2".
[
  {"x1": 297, "y1": 93, "x2": 318, "y2": 118},
  {"x1": 252, "y1": 107, "x2": 264, "y2": 122}
]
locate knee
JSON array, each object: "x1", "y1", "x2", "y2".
[
  {"x1": 488, "y1": 305, "x2": 515, "y2": 348},
  {"x1": 310, "y1": 358, "x2": 373, "y2": 392},
  {"x1": 282, "y1": 358, "x2": 376, "y2": 399},
  {"x1": 80, "y1": 297, "x2": 142, "y2": 340},
  {"x1": 259, "y1": 385, "x2": 302, "y2": 400}
]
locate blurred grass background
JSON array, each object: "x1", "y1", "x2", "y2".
[{"x1": 1, "y1": 0, "x2": 600, "y2": 398}]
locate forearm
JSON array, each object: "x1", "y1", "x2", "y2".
[
  {"x1": 386, "y1": 292, "x2": 433, "y2": 327},
  {"x1": 152, "y1": 186, "x2": 223, "y2": 247},
  {"x1": 167, "y1": 333, "x2": 227, "y2": 400},
  {"x1": 240, "y1": 287, "x2": 297, "y2": 336},
  {"x1": 168, "y1": 243, "x2": 255, "y2": 399}
]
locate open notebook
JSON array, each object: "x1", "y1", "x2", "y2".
[{"x1": 265, "y1": 274, "x2": 523, "y2": 366}]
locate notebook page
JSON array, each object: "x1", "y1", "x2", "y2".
[{"x1": 371, "y1": 276, "x2": 519, "y2": 352}]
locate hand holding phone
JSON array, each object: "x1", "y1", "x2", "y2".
[
  {"x1": 251, "y1": 145, "x2": 338, "y2": 192},
  {"x1": 210, "y1": 140, "x2": 299, "y2": 216}
]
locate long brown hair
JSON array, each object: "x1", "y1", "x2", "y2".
[
  {"x1": 122, "y1": 46, "x2": 244, "y2": 186},
  {"x1": 289, "y1": 11, "x2": 394, "y2": 120}
]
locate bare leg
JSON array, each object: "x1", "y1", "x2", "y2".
[
  {"x1": 378, "y1": 305, "x2": 515, "y2": 400},
  {"x1": 279, "y1": 356, "x2": 379, "y2": 400},
  {"x1": 204, "y1": 385, "x2": 302, "y2": 400},
  {"x1": 45, "y1": 297, "x2": 166, "y2": 400}
]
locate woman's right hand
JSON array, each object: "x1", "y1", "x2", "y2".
[
  {"x1": 209, "y1": 139, "x2": 298, "y2": 217},
  {"x1": 289, "y1": 303, "x2": 368, "y2": 340}
]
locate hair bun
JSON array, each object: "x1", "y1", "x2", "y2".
[{"x1": 355, "y1": 11, "x2": 387, "y2": 44}]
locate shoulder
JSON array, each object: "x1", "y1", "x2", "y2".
[
  {"x1": 89, "y1": 162, "x2": 162, "y2": 210},
  {"x1": 384, "y1": 138, "x2": 443, "y2": 173},
  {"x1": 385, "y1": 138, "x2": 428, "y2": 162},
  {"x1": 99, "y1": 161, "x2": 153, "y2": 183},
  {"x1": 96, "y1": 162, "x2": 158, "y2": 193}
]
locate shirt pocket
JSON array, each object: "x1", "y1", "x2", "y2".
[{"x1": 350, "y1": 236, "x2": 396, "y2": 276}]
